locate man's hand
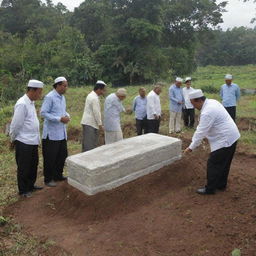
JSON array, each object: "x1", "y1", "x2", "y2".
[
  {"x1": 178, "y1": 101, "x2": 184, "y2": 105},
  {"x1": 183, "y1": 147, "x2": 192, "y2": 154},
  {"x1": 60, "y1": 116, "x2": 70, "y2": 124},
  {"x1": 154, "y1": 114, "x2": 160, "y2": 120},
  {"x1": 9, "y1": 141, "x2": 15, "y2": 151},
  {"x1": 99, "y1": 125, "x2": 104, "y2": 132}
]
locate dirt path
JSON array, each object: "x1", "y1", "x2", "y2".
[{"x1": 5, "y1": 150, "x2": 256, "y2": 256}]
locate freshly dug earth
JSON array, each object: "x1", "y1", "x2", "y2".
[{"x1": 5, "y1": 150, "x2": 256, "y2": 256}]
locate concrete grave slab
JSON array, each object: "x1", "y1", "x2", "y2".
[{"x1": 67, "y1": 133, "x2": 182, "y2": 195}]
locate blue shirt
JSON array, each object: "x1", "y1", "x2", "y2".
[
  {"x1": 132, "y1": 95, "x2": 147, "y2": 120},
  {"x1": 220, "y1": 83, "x2": 240, "y2": 107},
  {"x1": 169, "y1": 84, "x2": 184, "y2": 112},
  {"x1": 104, "y1": 93, "x2": 125, "y2": 132},
  {"x1": 41, "y1": 90, "x2": 69, "y2": 140}
]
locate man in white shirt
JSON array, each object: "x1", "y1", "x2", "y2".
[
  {"x1": 10, "y1": 80, "x2": 44, "y2": 198},
  {"x1": 81, "y1": 80, "x2": 106, "y2": 152},
  {"x1": 104, "y1": 88, "x2": 127, "y2": 144},
  {"x1": 184, "y1": 89, "x2": 240, "y2": 195},
  {"x1": 182, "y1": 77, "x2": 195, "y2": 128},
  {"x1": 147, "y1": 84, "x2": 162, "y2": 133}
]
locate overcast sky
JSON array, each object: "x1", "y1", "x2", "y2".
[{"x1": 48, "y1": 0, "x2": 255, "y2": 30}]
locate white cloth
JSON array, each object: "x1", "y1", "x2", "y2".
[
  {"x1": 104, "y1": 93, "x2": 125, "y2": 132},
  {"x1": 183, "y1": 87, "x2": 195, "y2": 109},
  {"x1": 81, "y1": 91, "x2": 102, "y2": 129},
  {"x1": 105, "y1": 131, "x2": 123, "y2": 144},
  {"x1": 169, "y1": 111, "x2": 182, "y2": 133},
  {"x1": 189, "y1": 99, "x2": 240, "y2": 152},
  {"x1": 146, "y1": 90, "x2": 161, "y2": 120},
  {"x1": 9, "y1": 94, "x2": 40, "y2": 145}
]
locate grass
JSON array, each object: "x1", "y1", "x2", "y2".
[{"x1": 0, "y1": 65, "x2": 256, "y2": 255}]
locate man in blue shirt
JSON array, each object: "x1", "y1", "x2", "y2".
[
  {"x1": 220, "y1": 74, "x2": 240, "y2": 121},
  {"x1": 132, "y1": 87, "x2": 147, "y2": 135},
  {"x1": 169, "y1": 77, "x2": 184, "y2": 133},
  {"x1": 41, "y1": 77, "x2": 70, "y2": 187}
]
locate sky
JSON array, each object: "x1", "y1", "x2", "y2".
[{"x1": 49, "y1": 0, "x2": 256, "y2": 30}]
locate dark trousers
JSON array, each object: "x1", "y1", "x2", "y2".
[
  {"x1": 15, "y1": 140, "x2": 38, "y2": 194},
  {"x1": 147, "y1": 119, "x2": 160, "y2": 134},
  {"x1": 42, "y1": 138, "x2": 68, "y2": 183},
  {"x1": 183, "y1": 108, "x2": 195, "y2": 127},
  {"x1": 136, "y1": 117, "x2": 148, "y2": 135},
  {"x1": 82, "y1": 125, "x2": 99, "y2": 152},
  {"x1": 225, "y1": 106, "x2": 236, "y2": 121},
  {"x1": 206, "y1": 141, "x2": 237, "y2": 193}
]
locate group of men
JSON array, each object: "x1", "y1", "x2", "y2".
[
  {"x1": 10, "y1": 73, "x2": 241, "y2": 197},
  {"x1": 10, "y1": 77, "x2": 69, "y2": 197}
]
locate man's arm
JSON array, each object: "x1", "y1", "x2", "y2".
[
  {"x1": 169, "y1": 87, "x2": 179, "y2": 103},
  {"x1": 40, "y1": 96, "x2": 62, "y2": 122},
  {"x1": 9, "y1": 104, "x2": 26, "y2": 142},
  {"x1": 236, "y1": 85, "x2": 241, "y2": 101},
  {"x1": 186, "y1": 114, "x2": 214, "y2": 152},
  {"x1": 92, "y1": 98, "x2": 102, "y2": 127}
]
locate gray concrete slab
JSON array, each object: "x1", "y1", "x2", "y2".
[{"x1": 67, "y1": 133, "x2": 182, "y2": 195}]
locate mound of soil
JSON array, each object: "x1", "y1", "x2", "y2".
[{"x1": 5, "y1": 150, "x2": 256, "y2": 256}]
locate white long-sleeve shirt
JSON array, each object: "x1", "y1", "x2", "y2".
[
  {"x1": 104, "y1": 93, "x2": 125, "y2": 132},
  {"x1": 183, "y1": 87, "x2": 195, "y2": 109},
  {"x1": 189, "y1": 99, "x2": 240, "y2": 152},
  {"x1": 10, "y1": 94, "x2": 40, "y2": 145},
  {"x1": 146, "y1": 90, "x2": 161, "y2": 120},
  {"x1": 81, "y1": 91, "x2": 102, "y2": 129}
]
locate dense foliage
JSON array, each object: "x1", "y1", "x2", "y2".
[{"x1": 0, "y1": 0, "x2": 255, "y2": 103}]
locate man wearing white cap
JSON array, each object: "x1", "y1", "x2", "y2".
[
  {"x1": 184, "y1": 89, "x2": 240, "y2": 195},
  {"x1": 10, "y1": 80, "x2": 44, "y2": 197},
  {"x1": 147, "y1": 84, "x2": 162, "y2": 133},
  {"x1": 169, "y1": 77, "x2": 184, "y2": 133},
  {"x1": 220, "y1": 74, "x2": 240, "y2": 121},
  {"x1": 81, "y1": 80, "x2": 106, "y2": 151},
  {"x1": 182, "y1": 77, "x2": 195, "y2": 128},
  {"x1": 41, "y1": 77, "x2": 70, "y2": 187},
  {"x1": 104, "y1": 88, "x2": 127, "y2": 144}
]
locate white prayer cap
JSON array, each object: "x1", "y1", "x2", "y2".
[
  {"x1": 176, "y1": 77, "x2": 183, "y2": 83},
  {"x1": 27, "y1": 79, "x2": 44, "y2": 88},
  {"x1": 185, "y1": 77, "x2": 192, "y2": 83},
  {"x1": 189, "y1": 89, "x2": 204, "y2": 99},
  {"x1": 225, "y1": 74, "x2": 233, "y2": 80},
  {"x1": 54, "y1": 76, "x2": 67, "y2": 84},
  {"x1": 116, "y1": 88, "x2": 127, "y2": 96},
  {"x1": 96, "y1": 80, "x2": 106, "y2": 86}
]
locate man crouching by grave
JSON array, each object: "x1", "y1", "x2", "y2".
[
  {"x1": 9, "y1": 80, "x2": 44, "y2": 198},
  {"x1": 41, "y1": 77, "x2": 70, "y2": 187},
  {"x1": 184, "y1": 89, "x2": 240, "y2": 195},
  {"x1": 81, "y1": 80, "x2": 106, "y2": 152},
  {"x1": 104, "y1": 88, "x2": 127, "y2": 144}
]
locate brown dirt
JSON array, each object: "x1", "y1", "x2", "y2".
[{"x1": 4, "y1": 148, "x2": 256, "y2": 256}]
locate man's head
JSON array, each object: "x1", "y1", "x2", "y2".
[
  {"x1": 153, "y1": 84, "x2": 162, "y2": 95},
  {"x1": 175, "y1": 77, "x2": 183, "y2": 87},
  {"x1": 139, "y1": 87, "x2": 146, "y2": 98},
  {"x1": 116, "y1": 88, "x2": 127, "y2": 101},
  {"x1": 94, "y1": 80, "x2": 106, "y2": 96},
  {"x1": 53, "y1": 77, "x2": 68, "y2": 94},
  {"x1": 225, "y1": 74, "x2": 233, "y2": 86},
  {"x1": 189, "y1": 89, "x2": 206, "y2": 110},
  {"x1": 26, "y1": 79, "x2": 44, "y2": 101},
  {"x1": 185, "y1": 77, "x2": 192, "y2": 88}
]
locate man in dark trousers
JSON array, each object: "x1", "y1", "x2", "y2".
[
  {"x1": 184, "y1": 89, "x2": 240, "y2": 195},
  {"x1": 41, "y1": 77, "x2": 70, "y2": 187},
  {"x1": 10, "y1": 80, "x2": 44, "y2": 197},
  {"x1": 132, "y1": 87, "x2": 147, "y2": 135}
]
